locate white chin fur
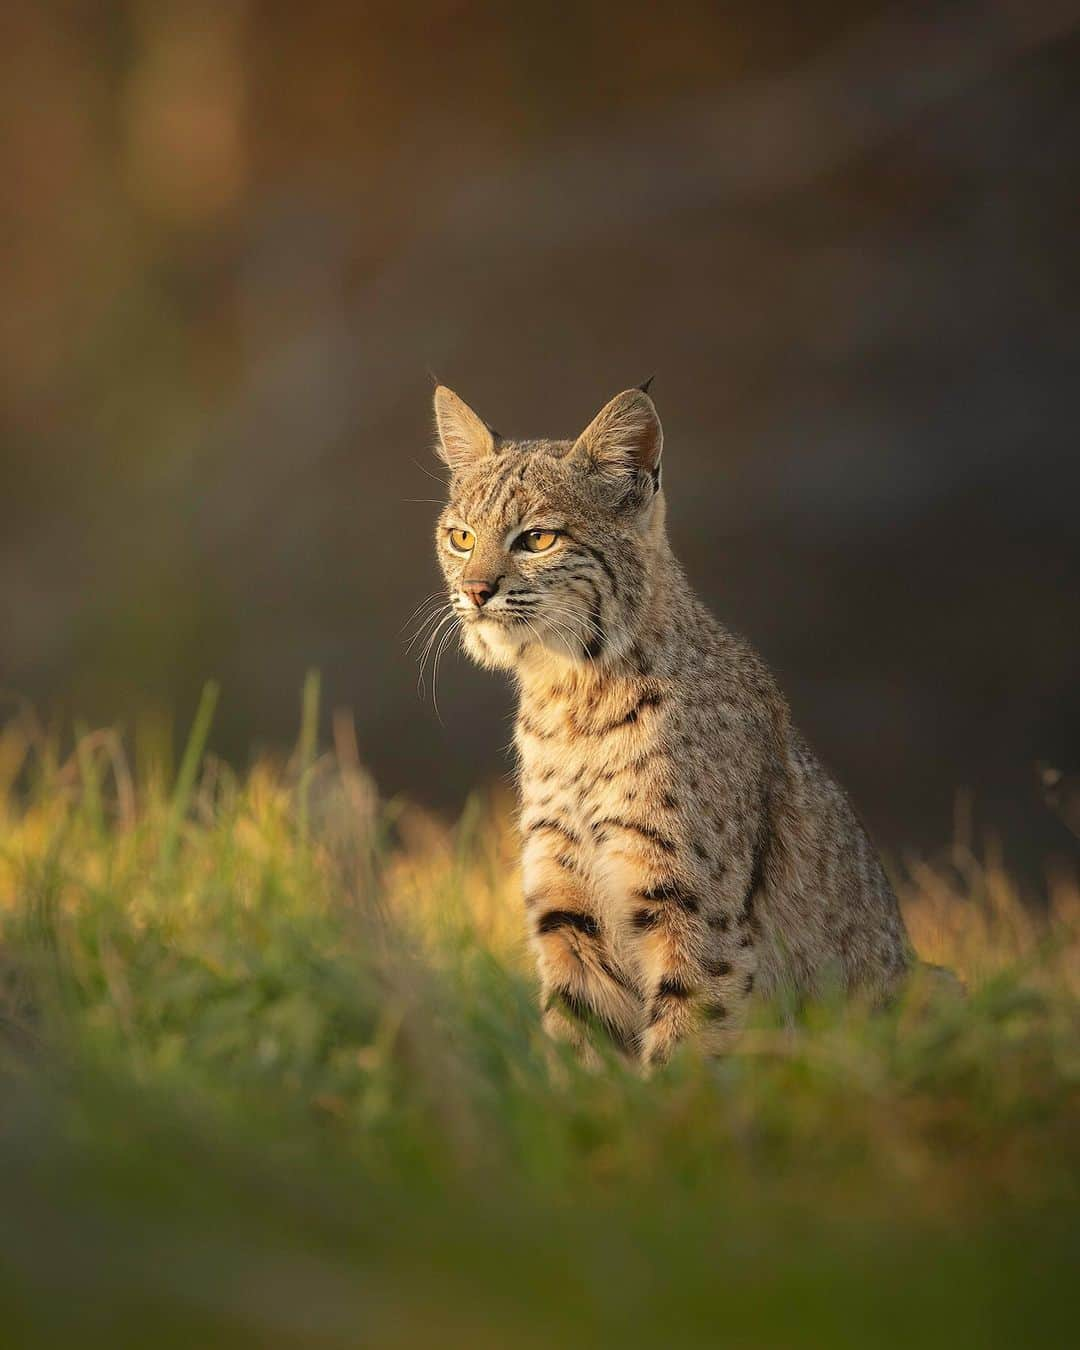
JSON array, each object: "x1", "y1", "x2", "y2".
[
  {"x1": 462, "y1": 615, "x2": 596, "y2": 672},
  {"x1": 460, "y1": 616, "x2": 533, "y2": 669}
]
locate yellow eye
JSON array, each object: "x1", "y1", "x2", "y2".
[
  {"x1": 521, "y1": 529, "x2": 558, "y2": 553},
  {"x1": 449, "y1": 528, "x2": 475, "y2": 552}
]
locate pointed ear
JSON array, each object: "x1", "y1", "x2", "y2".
[
  {"x1": 572, "y1": 388, "x2": 663, "y2": 479},
  {"x1": 433, "y1": 386, "x2": 498, "y2": 470}
]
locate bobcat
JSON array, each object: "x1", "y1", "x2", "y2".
[{"x1": 431, "y1": 384, "x2": 912, "y2": 1068}]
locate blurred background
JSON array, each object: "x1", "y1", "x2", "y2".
[{"x1": 2, "y1": 0, "x2": 1078, "y2": 875}]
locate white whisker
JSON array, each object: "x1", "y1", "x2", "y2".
[
  {"x1": 429, "y1": 618, "x2": 460, "y2": 722},
  {"x1": 402, "y1": 590, "x2": 449, "y2": 635},
  {"x1": 406, "y1": 599, "x2": 454, "y2": 654},
  {"x1": 416, "y1": 609, "x2": 457, "y2": 697}
]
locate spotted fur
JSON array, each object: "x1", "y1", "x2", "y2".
[{"x1": 431, "y1": 384, "x2": 912, "y2": 1069}]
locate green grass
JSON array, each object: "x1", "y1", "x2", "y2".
[{"x1": 0, "y1": 694, "x2": 1077, "y2": 1347}]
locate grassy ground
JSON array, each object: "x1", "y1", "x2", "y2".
[{"x1": 0, "y1": 684, "x2": 1077, "y2": 1348}]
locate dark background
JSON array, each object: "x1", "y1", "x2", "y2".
[{"x1": 2, "y1": 0, "x2": 1078, "y2": 874}]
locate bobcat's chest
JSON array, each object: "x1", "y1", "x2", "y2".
[{"x1": 515, "y1": 689, "x2": 674, "y2": 918}]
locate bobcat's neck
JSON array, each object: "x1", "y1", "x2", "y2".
[{"x1": 514, "y1": 550, "x2": 687, "y2": 715}]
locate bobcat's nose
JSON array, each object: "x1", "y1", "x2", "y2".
[{"x1": 462, "y1": 577, "x2": 498, "y2": 608}]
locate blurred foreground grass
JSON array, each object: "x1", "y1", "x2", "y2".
[{"x1": 0, "y1": 684, "x2": 1077, "y2": 1348}]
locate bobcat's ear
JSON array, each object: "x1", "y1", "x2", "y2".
[
  {"x1": 571, "y1": 388, "x2": 663, "y2": 483},
  {"x1": 433, "y1": 386, "x2": 499, "y2": 470}
]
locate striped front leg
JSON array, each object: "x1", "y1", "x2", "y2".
[
  {"x1": 630, "y1": 878, "x2": 756, "y2": 1070},
  {"x1": 522, "y1": 822, "x2": 642, "y2": 1065}
]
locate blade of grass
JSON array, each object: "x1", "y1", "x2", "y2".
[
  {"x1": 158, "y1": 682, "x2": 219, "y2": 872},
  {"x1": 297, "y1": 670, "x2": 321, "y2": 848},
  {"x1": 74, "y1": 723, "x2": 105, "y2": 837}
]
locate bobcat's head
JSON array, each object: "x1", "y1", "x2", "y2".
[{"x1": 432, "y1": 385, "x2": 666, "y2": 672}]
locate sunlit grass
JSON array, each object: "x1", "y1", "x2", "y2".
[{"x1": 0, "y1": 688, "x2": 1077, "y2": 1347}]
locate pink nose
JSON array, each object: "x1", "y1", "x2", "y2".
[{"x1": 462, "y1": 578, "x2": 496, "y2": 608}]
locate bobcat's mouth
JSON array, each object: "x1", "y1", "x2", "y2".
[{"x1": 465, "y1": 609, "x2": 526, "y2": 628}]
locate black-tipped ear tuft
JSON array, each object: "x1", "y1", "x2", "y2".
[{"x1": 638, "y1": 375, "x2": 655, "y2": 395}]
